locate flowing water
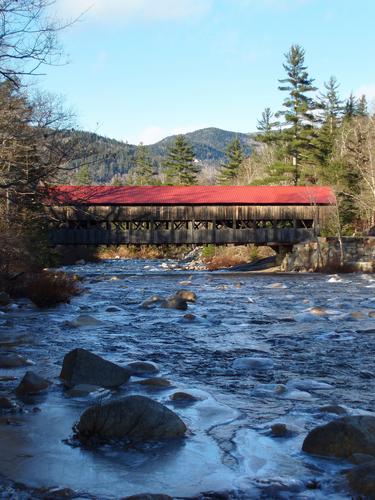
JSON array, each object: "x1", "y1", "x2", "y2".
[{"x1": 0, "y1": 259, "x2": 375, "y2": 499}]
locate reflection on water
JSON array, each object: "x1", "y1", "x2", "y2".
[{"x1": 0, "y1": 259, "x2": 374, "y2": 498}]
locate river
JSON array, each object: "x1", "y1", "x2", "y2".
[{"x1": 0, "y1": 259, "x2": 375, "y2": 499}]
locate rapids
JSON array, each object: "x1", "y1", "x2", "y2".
[{"x1": 0, "y1": 259, "x2": 374, "y2": 499}]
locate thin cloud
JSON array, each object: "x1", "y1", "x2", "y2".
[{"x1": 55, "y1": 0, "x2": 212, "y2": 22}]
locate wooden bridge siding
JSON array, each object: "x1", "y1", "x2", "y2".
[
  {"x1": 48, "y1": 204, "x2": 332, "y2": 223},
  {"x1": 50, "y1": 227, "x2": 314, "y2": 246}
]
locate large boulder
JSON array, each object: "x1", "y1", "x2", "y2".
[
  {"x1": 346, "y1": 461, "x2": 375, "y2": 497},
  {"x1": 60, "y1": 348, "x2": 130, "y2": 388},
  {"x1": 76, "y1": 395, "x2": 187, "y2": 442},
  {"x1": 16, "y1": 371, "x2": 51, "y2": 396},
  {"x1": 0, "y1": 292, "x2": 10, "y2": 306},
  {"x1": 302, "y1": 416, "x2": 375, "y2": 458}
]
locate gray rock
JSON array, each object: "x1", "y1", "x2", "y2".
[
  {"x1": 0, "y1": 397, "x2": 14, "y2": 409},
  {"x1": 349, "y1": 453, "x2": 375, "y2": 465},
  {"x1": 170, "y1": 391, "x2": 199, "y2": 403},
  {"x1": 302, "y1": 416, "x2": 375, "y2": 458},
  {"x1": 271, "y1": 423, "x2": 288, "y2": 437},
  {"x1": 175, "y1": 290, "x2": 197, "y2": 302},
  {"x1": 76, "y1": 395, "x2": 187, "y2": 442},
  {"x1": 318, "y1": 405, "x2": 347, "y2": 415},
  {"x1": 0, "y1": 354, "x2": 31, "y2": 368},
  {"x1": 183, "y1": 313, "x2": 196, "y2": 321},
  {"x1": 125, "y1": 361, "x2": 159, "y2": 376},
  {"x1": 16, "y1": 371, "x2": 51, "y2": 396},
  {"x1": 139, "y1": 377, "x2": 171, "y2": 389},
  {"x1": 122, "y1": 495, "x2": 172, "y2": 500},
  {"x1": 60, "y1": 348, "x2": 130, "y2": 388},
  {"x1": 66, "y1": 315, "x2": 103, "y2": 328},
  {"x1": 66, "y1": 384, "x2": 107, "y2": 397},
  {"x1": 162, "y1": 296, "x2": 188, "y2": 311},
  {"x1": 141, "y1": 295, "x2": 165, "y2": 308},
  {"x1": 232, "y1": 357, "x2": 274, "y2": 371},
  {"x1": 0, "y1": 292, "x2": 10, "y2": 306},
  {"x1": 346, "y1": 461, "x2": 375, "y2": 497},
  {"x1": 106, "y1": 306, "x2": 123, "y2": 313}
]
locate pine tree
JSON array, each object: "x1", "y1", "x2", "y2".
[
  {"x1": 134, "y1": 143, "x2": 155, "y2": 185},
  {"x1": 256, "y1": 108, "x2": 279, "y2": 144},
  {"x1": 218, "y1": 137, "x2": 244, "y2": 184},
  {"x1": 357, "y1": 94, "x2": 369, "y2": 117},
  {"x1": 344, "y1": 92, "x2": 358, "y2": 120},
  {"x1": 74, "y1": 165, "x2": 92, "y2": 185},
  {"x1": 163, "y1": 135, "x2": 198, "y2": 185},
  {"x1": 314, "y1": 76, "x2": 343, "y2": 169},
  {"x1": 277, "y1": 44, "x2": 318, "y2": 185}
]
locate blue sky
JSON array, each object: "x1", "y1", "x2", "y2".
[{"x1": 42, "y1": 0, "x2": 375, "y2": 144}]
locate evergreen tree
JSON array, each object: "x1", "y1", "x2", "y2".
[
  {"x1": 218, "y1": 137, "x2": 244, "y2": 184},
  {"x1": 314, "y1": 76, "x2": 343, "y2": 169},
  {"x1": 163, "y1": 135, "x2": 198, "y2": 185},
  {"x1": 357, "y1": 94, "x2": 369, "y2": 117},
  {"x1": 74, "y1": 164, "x2": 92, "y2": 185},
  {"x1": 134, "y1": 143, "x2": 155, "y2": 185},
  {"x1": 344, "y1": 92, "x2": 358, "y2": 120},
  {"x1": 277, "y1": 44, "x2": 318, "y2": 184},
  {"x1": 256, "y1": 108, "x2": 279, "y2": 144}
]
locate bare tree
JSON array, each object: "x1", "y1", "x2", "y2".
[{"x1": 0, "y1": 0, "x2": 74, "y2": 84}]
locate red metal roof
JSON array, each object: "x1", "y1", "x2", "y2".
[{"x1": 47, "y1": 185, "x2": 336, "y2": 206}]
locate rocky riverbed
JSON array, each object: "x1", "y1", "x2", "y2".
[{"x1": 0, "y1": 259, "x2": 375, "y2": 499}]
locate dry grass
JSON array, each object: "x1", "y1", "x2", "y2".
[
  {"x1": 202, "y1": 245, "x2": 274, "y2": 270},
  {"x1": 21, "y1": 271, "x2": 81, "y2": 308}
]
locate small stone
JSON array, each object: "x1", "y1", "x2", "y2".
[
  {"x1": 106, "y1": 306, "x2": 123, "y2": 313},
  {"x1": 319, "y1": 405, "x2": 347, "y2": 415},
  {"x1": 306, "y1": 480, "x2": 320, "y2": 490},
  {"x1": 162, "y1": 296, "x2": 188, "y2": 311},
  {"x1": 139, "y1": 378, "x2": 171, "y2": 389},
  {"x1": 183, "y1": 313, "x2": 196, "y2": 321},
  {"x1": 170, "y1": 392, "x2": 199, "y2": 402},
  {"x1": 141, "y1": 296, "x2": 164, "y2": 308},
  {"x1": 275, "y1": 384, "x2": 287, "y2": 394},
  {"x1": 66, "y1": 384, "x2": 105, "y2": 397},
  {"x1": 232, "y1": 357, "x2": 274, "y2": 371},
  {"x1": 0, "y1": 397, "x2": 14, "y2": 409},
  {"x1": 66, "y1": 315, "x2": 103, "y2": 328},
  {"x1": 122, "y1": 495, "x2": 173, "y2": 500},
  {"x1": 351, "y1": 311, "x2": 365, "y2": 320},
  {"x1": 175, "y1": 290, "x2": 197, "y2": 302},
  {"x1": 125, "y1": 361, "x2": 159, "y2": 376},
  {"x1": 308, "y1": 307, "x2": 328, "y2": 316},
  {"x1": 16, "y1": 371, "x2": 52, "y2": 396},
  {"x1": 271, "y1": 423, "x2": 288, "y2": 437},
  {"x1": 369, "y1": 310, "x2": 375, "y2": 318},
  {"x1": 0, "y1": 354, "x2": 31, "y2": 368}
]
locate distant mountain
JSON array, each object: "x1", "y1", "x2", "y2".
[
  {"x1": 62, "y1": 127, "x2": 258, "y2": 185},
  {"x1": 149, "y1": 127, "x2": 257, "y2": 164}
]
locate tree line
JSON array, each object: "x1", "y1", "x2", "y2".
[{"x1": 125, "y1": 44, "x2": 373, "y2": 232}]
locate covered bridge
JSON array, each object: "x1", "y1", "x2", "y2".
[{"x1": 46, "y1": 185, "x2": 336, "y2": 246}]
